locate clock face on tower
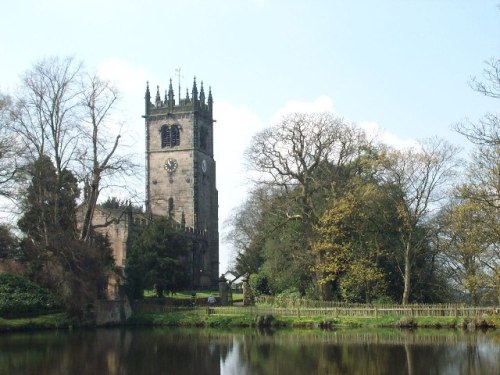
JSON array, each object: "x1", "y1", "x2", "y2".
[{"x1": 165, "y1": 158, "x2": 178, "y2": 173}]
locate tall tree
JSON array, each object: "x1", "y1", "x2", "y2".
[
  {"x1": 7, "y1": 57, "x2": 82, "y2": 234},
  {"x1": 453, "y1": 56, "x2": 500, "y2": 303},
  {"x1": 381, "y1": 138, "x2": 458, "y2": 304},
  {"x1": 77, "y1": 73, "x2": 135, "y2": 243},
  {"x1": 243, "y1": 113, "x2": 369, "y2": 293},
  {"x1": 7, "y1": 56, "x2": 137, "y2": 242}
]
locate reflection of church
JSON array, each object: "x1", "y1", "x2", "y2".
[{"x1": 81, "y1": 77, "x2": 219, "y2": 296}]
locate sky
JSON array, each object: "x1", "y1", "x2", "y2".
[{"x1": 1, "y1": 0, "x2": 499, "y2": 273}]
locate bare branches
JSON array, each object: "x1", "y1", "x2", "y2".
[
  {"x1": 456, "y1": 57, "x2": 500, "y2": 209},
  {"x1": 381, "y1": 138, "x2": 459, "y2": 304},
  {"x1": 469, "y1": 58, "x2": 500, "y2": 100},
  {"x1": 245, "y1": 112, "x2": 368, "y2": 225},
  {"x1": 77, "y1": 73, "x2": 136, "y2": 242},
  {"x1": 10, "y1": 56, "x2": 82, "y2": 172}
]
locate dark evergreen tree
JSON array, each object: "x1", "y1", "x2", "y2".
[
  {"x1": 0, "y1": 224, "x2": 17, "y2": 259},
  {"x1": 125, "y1": 218, "x2": 190, "y2": 299},
  {"x1": 17, "y1": 155, "x2": 114, "y2": 318}
]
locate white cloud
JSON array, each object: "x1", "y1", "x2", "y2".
[{"x1": 359, "y1": 121, "x2": 419, "y2": 150}]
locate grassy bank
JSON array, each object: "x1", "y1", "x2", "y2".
[
  {"x1": 127, "y1": 308, "x2": 499, "y2": 329},
  {"x1": 0, "y1": 313, "x2": 69, "y2": 332},
  {"x1": 1, "y1": 308, "x2": 497, "y2": 332}
]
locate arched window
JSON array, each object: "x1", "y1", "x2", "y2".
[
  {"x1": 161, "y1": 125, "x2": 171, "y2": 148},
  {"x1": 160, "y1": 124, "x2": 180, "y2": 148},
  {"x1": 171, "y1": 124, "x2": 180, "y2": 146}
]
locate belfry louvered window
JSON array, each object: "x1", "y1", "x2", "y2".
[
  {"x1": 171, "y1": 125, "x2": 180, "y2": 146},
  {"x1": 160, "y1": 124, "x2": 180, "y2": 148}
]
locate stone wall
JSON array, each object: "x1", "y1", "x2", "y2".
[{"x1": 95, "y1": 298, "x2": 132, "y2": 326}]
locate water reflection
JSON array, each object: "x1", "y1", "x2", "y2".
[{"x1": 0, "y1": 328, "x2": 497, "y2": 374}]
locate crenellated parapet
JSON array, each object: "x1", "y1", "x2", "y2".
[{"x1": 144, "y1": 77, "x2": 213, "y2": 120}]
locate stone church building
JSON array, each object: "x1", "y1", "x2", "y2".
[{"x1": 82, "y1": 77, "x2": 219, "y2": 296}]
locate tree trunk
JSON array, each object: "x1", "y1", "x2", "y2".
[
  {"x1": 80, "y1": 179, "x2": 99, "y2": 243},
  {"x1": 402, "y1": 242, "x2": 411, "y2": 305}
]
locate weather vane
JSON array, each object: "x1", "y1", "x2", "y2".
[{"x1": 175, "y1": 66, "x2": 183, "y2": 104}]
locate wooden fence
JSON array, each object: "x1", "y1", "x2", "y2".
[
  {"x1": 209, "y1": 305, "x2": 498, "y2": 319},
  {"x1": 133, "y1": 297, "x2": 498, "y2": 318}
]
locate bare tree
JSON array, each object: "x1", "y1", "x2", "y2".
[
  {"x1": 7, "y1": 56, "x2": 82, "y2": 232},
  {"x1": 246, "y1": 112, "x2": 368, "y2": 229},
  {"x1": 9, "y1": 56, "x2": 82, "y2": 170},
  {"x1": 456, "y1": 57, "x2": 500, "y2": 209},
  {"x1": 77, "y1": 73, "x2": 137, "y2": 243},
  {"x1": 382, "y1": 138, "x2": 459, "y2": 304},
  {"x1": 452, "y1": 56, "x2": 500, "y2": 302},
  {"x1": 7, "y1": 56, "x2": 139, "y2": 242}
]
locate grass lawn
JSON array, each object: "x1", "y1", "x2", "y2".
[
  {"x1": 143, "y1": 290, "x2": 243, "y2": 301},
  {"x1": 0, "y1": 313, "x2": 69, "y2": 332}
]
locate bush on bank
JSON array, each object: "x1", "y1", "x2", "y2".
[{"x1": 0, "y1": 273, "x2": 62, "y2": 318}]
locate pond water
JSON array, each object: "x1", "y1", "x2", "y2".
[{"x1": 0, "y1": 327, "x2": 497, "y2": 374}]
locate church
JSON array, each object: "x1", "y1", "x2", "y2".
[
  {"x1": 83, "y1": 77, "x2": 220, "y2": 295},
  {"x1": 144, "y1": 77, "x2": 219, "y2": 288}
]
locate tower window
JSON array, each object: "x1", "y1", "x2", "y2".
[
  {"x1": 171, "y1": 125, "x2": 180, "y2": 146},
  {"x1": 160, "y1": 124, "x2": 181, "y2": 148}
]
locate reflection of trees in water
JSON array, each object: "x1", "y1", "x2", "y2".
[
  {"x1": 223, "y1": 329, "x2": 499, "y2": 375},
  {"x1": 0, "y1": 328, "x2": 498, "y2": 374}
]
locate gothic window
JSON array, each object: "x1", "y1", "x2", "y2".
[
  {"x1": 168, "y1": 197, "x2": 174, "y2": 219},
  {"x1": 161, "y1": 125, "x2": 171, "y2": 148},
  {"x1": 160, "y1": 124, "x2": 180, "y2": 148},
  {"x1": 171, "y1": 124, "x2": 180, "y2": 146}
]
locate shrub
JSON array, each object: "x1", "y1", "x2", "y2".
[
  {"x1": 0, "y1": 273, "x2": 62, "y2": 317},
  {"x1": 249, "y1": 273, "x2": 271, "y2": 296}
]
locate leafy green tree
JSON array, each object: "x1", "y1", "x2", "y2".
[
  {"x1": 126, "y1": 218, "x2": 190, "y2": 299},
  {"x1": 312, "y1": 170, "x2": 400, "y2": 302},
  {"x1": 248, "y1": 273, "x2": 271, "y2": 296},
  {"x1": 230, "y1": 113, "x2": 371, "y2": 297},
  {"x1": 439, "y1": 200, "x2": 498, "y2": 305}
]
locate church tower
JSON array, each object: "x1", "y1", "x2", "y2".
[{"x1": 143, "y1": 77, "x2": 219, "y2": 288}]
